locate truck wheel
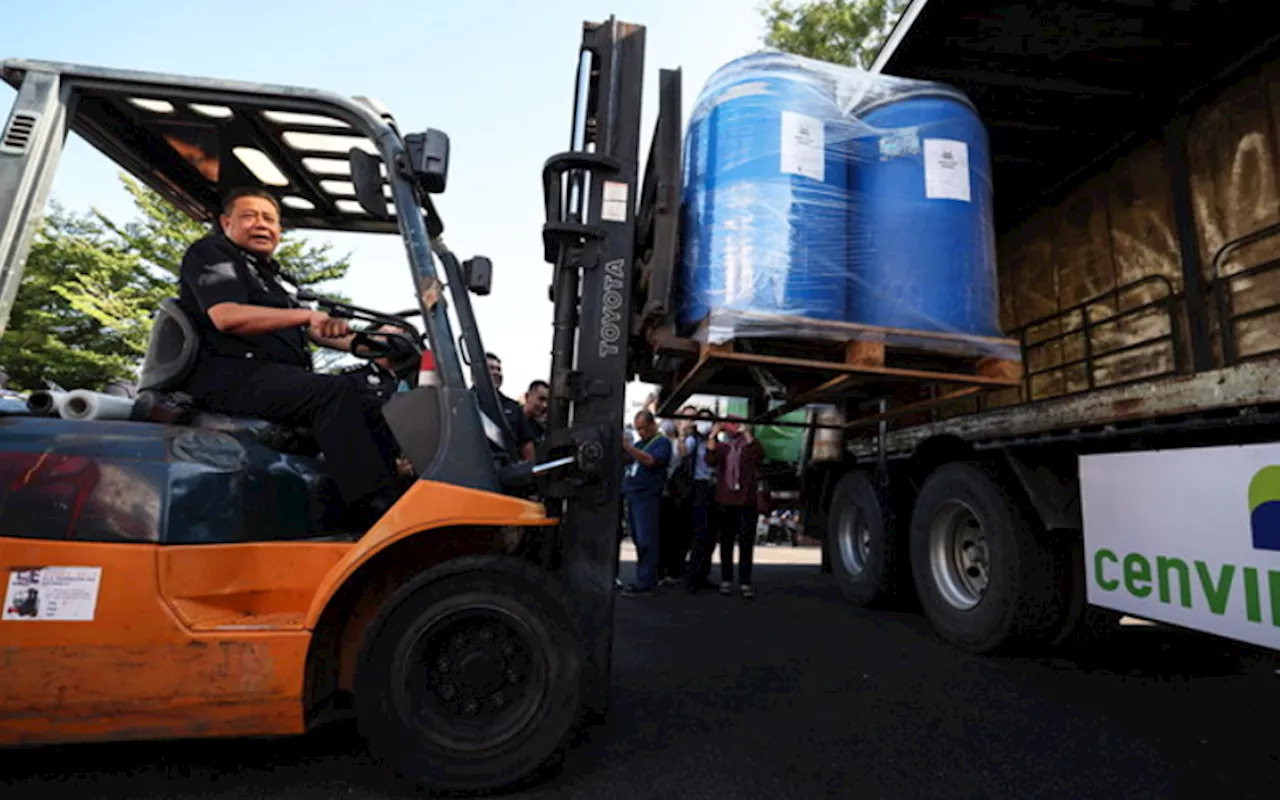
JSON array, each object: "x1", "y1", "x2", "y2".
[
  {"x1": 909, "y1": 462, "x2": 1061, "y2": 653},
  {"x1": 355, "y1": 555, "x2": 582, "y2": 793},
  {"x1": 827, "y1": 471, "x2": 902, "y2": 606}
]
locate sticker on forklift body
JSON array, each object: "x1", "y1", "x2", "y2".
[
  {"x1": 3, "y1": 567, "x2": 102, "y2": 622},
  {"x1": 601, "y1": 181, "x2": 630, "y2": 223}
]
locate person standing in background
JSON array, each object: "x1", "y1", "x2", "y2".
[
  {"x1": 660, "y1": 405, "x2": 700, "y2": 587},
  {"x1": 684, "y1": 408, "x2": 718, "y2": 593},
  {"x1": 657, "y1": 417, "x2": 686, "y2": 586},
  {"x1": 705, "y1": 415, "x2": 765, "y2": 600},
  {"x1": 481, "y1": 352, "x2": 536, "y2": 462},
  {"x1": 621, "y1": 410, "x2": 672, "y2": 597},
  {"x1": 523, "y1": 379, "x2": 550, "y2": 448}
]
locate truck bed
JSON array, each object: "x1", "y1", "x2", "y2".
[
  {"x1": 629, "y1": 2, "x2": 1280, "y2": 435},
  {"x1": 849, "y1": 359, "x2": 1280, "y2": 459}
]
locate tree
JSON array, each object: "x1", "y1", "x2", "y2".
[
  {"x1": 761, "y1": 0, "x2": 909, "y2": 68},
  {"x1": 0, "y1": 202, "x2": 147, "y2": 391},
  {"x1": 0, "y1": 174, "x2": 353, "y2": 391}
]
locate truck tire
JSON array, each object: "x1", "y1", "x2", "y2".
[
  {"x1": 355, "y1": 555, "x2": 582, "y2": 793},
  {"x1": 909, "y1": 462, "x2": 1063, "y2": 653},
  {"x1": 827, "y1": 471, "x2": 903, "y2": 607}
]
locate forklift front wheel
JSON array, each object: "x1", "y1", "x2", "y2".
[{"x1": 355, "y1": 555, "x2": 582, "y2": 793}]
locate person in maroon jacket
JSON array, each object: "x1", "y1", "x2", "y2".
[{"x1": 705, "y1": 415, "x2": 766, "y2": 599}]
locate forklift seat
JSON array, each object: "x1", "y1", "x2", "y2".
[
  {"x1": 137, "y1": 298, "x2": 318, "y2": 456},
  {"x1": 138, "y1": 298, "x2": 200, "y2": 393}
]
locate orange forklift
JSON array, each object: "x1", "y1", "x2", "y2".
[{"x1": 0, "y1": 17, "x2": 662, "y2": 793}]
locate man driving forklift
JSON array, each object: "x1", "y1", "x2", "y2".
[{"x1": 176, "y1": 187, "x2": 402, "y2": 519}]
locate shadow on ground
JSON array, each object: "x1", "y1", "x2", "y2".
[{"x1": 2, "y1": 563, "x2": 1276, "y2": 800}]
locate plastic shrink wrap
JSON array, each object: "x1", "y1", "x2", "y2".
[{"x1": 678, "y1": 51, "x2": 1017, "y2": 361}]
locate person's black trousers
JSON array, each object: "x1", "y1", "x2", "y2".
[
  {"x1": 658, "y1": 494, "x2": 691, "y2": 580},
  {"x1": 717, "y1": 503, "x2": 757, "y2": 586},
  {"x1": 685, "y1": 480, "x2": 717, "y2": 585},
  {"x1": 184, "y1": 356, "x2": 398, "y2": 506}
]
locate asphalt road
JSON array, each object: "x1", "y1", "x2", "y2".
[{"x1": 3, "y1": 545, "x2": 1277, "y2": 799}]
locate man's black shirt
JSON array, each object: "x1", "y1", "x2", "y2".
[
  {"x1": 527, "y1": 414, "x2": 546, "y2": 446},
  {"x1": 179, "y1": 234, "x2": 311, "y2": 369},
  {"x1": 472, "y1": 387, "x2": 535, "y2": 452},
  {"x1": 500, "y1": 394, "x2": 536, "y2": 450}
]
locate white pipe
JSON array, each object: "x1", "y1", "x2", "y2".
[
  {"x1": 58, "y1": 390, "x2": 136, "y2": 422},
  {"x1": 27, "y1": 390, "x2": 68, "y2": 416}
]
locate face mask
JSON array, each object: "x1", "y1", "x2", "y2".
[{"x1": 695, "y1": 421, "x2": 712, "y2": 436}]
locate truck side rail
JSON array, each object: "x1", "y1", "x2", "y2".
[
  {"x1": 1014, "y1": 273, "x2": 1184, "y2": 404},
  {"x1": 1210, "y1": 220, "x2": 1280, "y2": 367}
]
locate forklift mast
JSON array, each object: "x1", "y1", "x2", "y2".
[{"x1": 539, "y1": 17, "x2": 646, "y2": 719}]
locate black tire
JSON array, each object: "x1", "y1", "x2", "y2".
[
  {"x1": 354, "y1": 555, "x2": 582, "y2": 794},
  {"x1": 909, "y1": 462, "x2": 1065, "y2": 653},
  {"x1": 826, "y1": 471, "x2": 904, "y2": 607}
]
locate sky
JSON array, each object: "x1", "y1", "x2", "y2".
[{"x1": 0, "y1": 0, "x2": 773, "y2": 404}]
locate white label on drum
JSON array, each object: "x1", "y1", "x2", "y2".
[
  {"x1": 780, "y1": 111, "x2": 824, "y2": 182},
  {"x1": 923, "y1": 138, "x2": 970, "y2": 202}
]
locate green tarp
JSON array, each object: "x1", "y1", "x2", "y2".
[{"x1": 715, "y1": 397, "x2": 806, "y2": 465}]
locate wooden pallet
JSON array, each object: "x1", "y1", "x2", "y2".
[{"x1": 648, "y1": 311, "x2": 1023, "y2": 421}]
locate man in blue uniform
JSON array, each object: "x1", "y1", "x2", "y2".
[
  {"x1": 176, "y1": 187, "x2": 399, "y2": 520},
  {"x1": 621, "y1": 409, "x2": 672, "y2": 597}
]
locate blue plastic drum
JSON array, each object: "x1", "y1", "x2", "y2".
[
  {"x1": 846, "y1": 89, "x2": 1001, "y2": 337},
  {"x1": 679, "y1": 53, "x2": 851, "y2": 332}
]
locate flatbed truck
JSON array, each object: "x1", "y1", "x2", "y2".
[{"x1": 632, "y1": 0, "x2": 1280, "y2": 654}]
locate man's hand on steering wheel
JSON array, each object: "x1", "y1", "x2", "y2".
[
  {"x1": 349, "y1": 324, "x2": 420, "y2": 365},
  {"x1": 307, "y1": 310, "x2": 351, "y2": 340}
]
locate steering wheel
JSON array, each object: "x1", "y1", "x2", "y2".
[
  {"x1": 350, "y1": 329, "x2": 424, "y2": 382},
  {"x1": 350, "y1": 328, "x2": 418, "y2": 361},
  {"x1": 349, "y1": 329, "x2": 394, "y2": 360}
]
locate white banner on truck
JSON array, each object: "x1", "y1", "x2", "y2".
[{"x1": 1081, "y1": 443, "x2": 1280, "y2": 651}]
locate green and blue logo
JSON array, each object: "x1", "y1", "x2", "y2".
[{"x1": 1248, "y1": 466, "x2": 1280, "y2": 551}]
